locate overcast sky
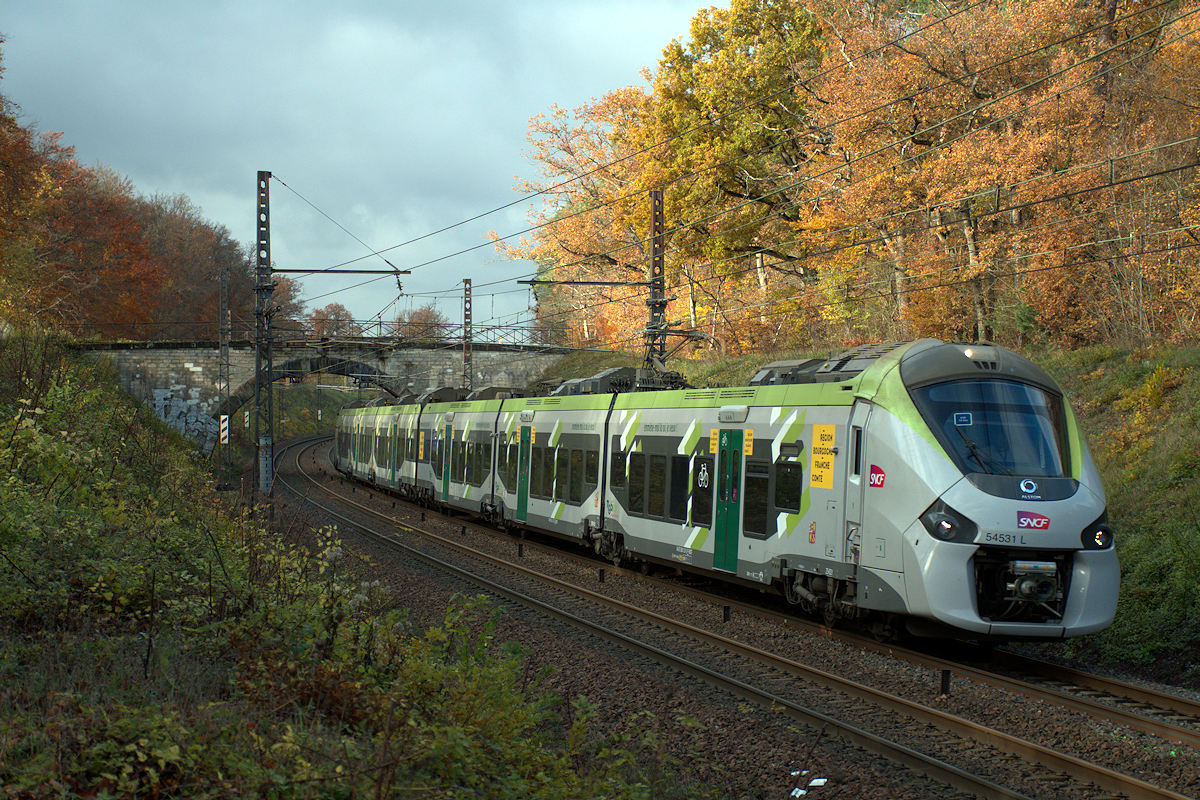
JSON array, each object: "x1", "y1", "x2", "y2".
[{"x1": 1, "y1": 1, "x2": 703, "y2": 332}]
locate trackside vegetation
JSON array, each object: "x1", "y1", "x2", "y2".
[{"x1": 0, "y1": 337, "x2": 719, "y2": 798}]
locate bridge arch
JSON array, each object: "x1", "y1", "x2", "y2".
[{"x1": 216, "y1": 355, "x2": 399, "y2": 419}]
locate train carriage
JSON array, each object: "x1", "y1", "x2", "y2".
[{"x1": 333, "y1": 339, "x2": 1118, "y2": 641}]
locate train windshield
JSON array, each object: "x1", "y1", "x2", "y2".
[{"x1": 910, "y1": 379, "x2": 1068, "y2": 477}]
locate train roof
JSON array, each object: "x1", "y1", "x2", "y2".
[{"x1": 337, "y1": 340, "x2": 1063, "y2": 419}]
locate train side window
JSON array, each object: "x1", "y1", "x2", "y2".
[
  {"x1": 628, "y1": 452, "x2": 645, "y2": 515},
  {"x1": 507, "y1": 442, "x2": 518, "y2": 488},
  {"x1": 432, "y1": 436, "x2": 442, "y2": 479},
  {"x1": 743, "y1": 460, "x2": 772, "y2": 538},
  {"x1": 610, "y1": 440, "x2": 627, "y2": 490},
  {"x1": 555, "y1": 449, "x2": 569, "y2": 502},
  {"x1": 584, "y1": 450, "x2": 599, "y2": 497},
  {"x1": 474, "y1": 441, "x2": 483, "y2": 484},
  {"x1": 668, "y1": 456, "x2": 689, "y2": 522},
  {"x1": 542, "y1": 448, "x2": 556, "y2": 498},
  {"x1": 648, "y1": 454, "x2": 666, "y2": 517},
  {"x1": 569, "y1": 450, "x2": 584, "y2": 503},
  {"x1": 775, "y1": 462, "x2": 804, "y2": 513},
  {"x1": 497, "y1": 438, "x2": 507, "y2": 475},
  {"x1": 531, "y1": 446, "x2": 545, "y2": 497},
  {"x1": 692, "y1": 456, "x2": 713, "y2": 527},
  {"x1": 453, "y1": 440, "x2": 466, "y2": 483}
]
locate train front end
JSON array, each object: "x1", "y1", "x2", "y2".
[{"x1": 892, "y1": 342, "x2": 1118, "y2": 640}]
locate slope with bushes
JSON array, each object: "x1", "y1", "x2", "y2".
[{"x1": 0, "y1": 337, "x2": 713, "y2": 798}]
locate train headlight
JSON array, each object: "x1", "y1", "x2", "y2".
[
  {"x1": 1080, "y1": 510, "x2": 1113, "y2": 550},
  {"x1": 919, "y1": 500, "x2": 979, "y2": 543}
]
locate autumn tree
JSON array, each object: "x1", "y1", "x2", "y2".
[
  {"x1": 307, "y1": 302, "x2": 361, "y2": 337},
  {"x1": 640, "y1": 0, "x2": 825, "y2": 350},
  {"x1": 807, "y1": 0, "x2": 1200, "y2": 346},
  {"x1": 393, "y1": 303, "x2": 453, "y2": 341},
  {"x1": 505, "y1": 0, "x2": 827, "y2": 353},
  {"x1": 504, "y1": 0, "x2": 1199, "y2": 350}
]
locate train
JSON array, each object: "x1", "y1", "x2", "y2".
[{"x1": 332, "y1": 339, "x2": 1118, "y2": 641}]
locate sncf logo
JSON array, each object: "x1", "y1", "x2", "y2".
[
  {"x1": 868, "y1": 465, "x2": 886, "y2": 487},
  {"x1": 1017, "y1": 511, "x2": 1051, "y2": 530}
]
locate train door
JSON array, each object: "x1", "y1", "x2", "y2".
[
  {"x1": 844, "y1": 402, "x2": 871, "y2": 567},
  {"x1": 389, "y1": 422, "x2": 398, "y2": 485},
  {"x1": 714, "y1": 429, "x2": 743, "y2": 572},
  {"x1": 441, "y1": 423, "x2": 453, "y2": 501},
  {"x1": 415, "y1": 426, "x2": 424, "y2": 484},
  {"x1": 516, "y1": 425, "x2": 532, "y2": 521}
]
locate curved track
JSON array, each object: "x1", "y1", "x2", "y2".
[{"x1": 275, "y1": 436, "x2": 1199, "y2": 800}]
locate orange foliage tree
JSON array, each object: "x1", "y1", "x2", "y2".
[{"x1": 503, "y1": 0, "x2": 1200, "y2": 352}]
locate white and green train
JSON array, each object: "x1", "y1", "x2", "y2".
[{"x1": 333, "y1": 339, "x2": 1118, "y2": 640}]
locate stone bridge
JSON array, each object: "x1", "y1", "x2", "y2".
[{"x1": 77, "y1": 338, "x2": 566, "y2": 453}]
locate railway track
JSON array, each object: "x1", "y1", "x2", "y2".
[{"x1": 274, "y1": 436, "x2": 1199, "y2": 800}]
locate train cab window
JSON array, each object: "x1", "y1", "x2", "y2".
[
  {"x1": 628, "y1": 452, "x2": 645, "y2": 515},
  {"x1": 585, "y1": 450, "x2": 599, "y2": 496},
  {"x1": 569, "y1": 450, "x2": 584, "y2": 504},
  {"x1": 648, "y1": 454, "x2": 666, "y2": 517},
  {"x1": 851, "y1": 427, "x2": 863, "y2": 477},
  {"x1": 542, "y1": 448, "x2": 556, "y2": 498},
  {"x1": 668, "y1": 456, "x2": 689, "y2": 522},
  {"x1": 497, "y1": 439, "x2": 507, "y2": 474},
  {"x1": 431, "y1": 437, "x2": 443, "y2": 479},
  {"x1": 506, "y1": 443, "x2": 518, "y2": 489},
  {"x1": 555, "y1": 450, "x2": 569, "y2": 502},
  {"x1": 775, "y1": 463, "x2": 804, "y2": 513},
  {"x1": 530, "y1": 447, "x2": 545, "y2": 497},
  {"x1": 743, "y1": 460, "x2": 772, "y2": 538},
  {"x1": 692, "y1": 456, "x2": 713, "y2": 527}
]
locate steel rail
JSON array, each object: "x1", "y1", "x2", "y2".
[
  {"x1": 301, "y1": 436, "x2": 1200, "y2": 751},
  {"x1": 279, "y1": 438, "x2": 1193, "y2": 800},
  {"x1": 276, "y1": 438, "x2": 1030, "y2": 800}
]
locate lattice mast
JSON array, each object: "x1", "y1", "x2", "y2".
[{"x1": 253, "y1": 171, "x2": 276, "y2": 498}]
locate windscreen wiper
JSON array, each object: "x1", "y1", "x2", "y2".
[{"x1": 956, "y1": 427, "x2": 1013, "y2": 475}]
